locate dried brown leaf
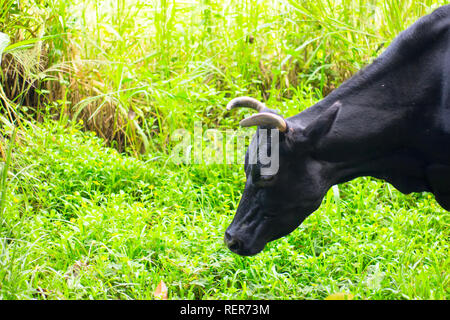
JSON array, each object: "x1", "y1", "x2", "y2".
[
  {"x1": 153, "y1": 280, "x2": 168, "y2": 300},
  {"x1": 325, "y1": 292, "x2": 354, "y2": 300},
  {"x1": 64, "y1": 259, "x2": 89, "y2": 280}
]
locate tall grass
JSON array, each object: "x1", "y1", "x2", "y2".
[
  {"x1": 2, "y1": 0, "x2": 447, "y2": 154},
  {"x1": 0, "y1": 126, "x2": 15, "y2": 226}
]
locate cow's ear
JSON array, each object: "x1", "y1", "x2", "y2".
[{"x1": 303, "y1": 101, "x2": 340, "y2": 144}]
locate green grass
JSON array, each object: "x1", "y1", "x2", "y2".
[
  {"x1": 0, "y1": 0, "x2": 449, "y2": 300},
  {"x1": 0, "y1": 120, "x2": 448, "y2": 299},
  {"x1": 2, "y1": 0, "x2": 447, "y2": 152}
]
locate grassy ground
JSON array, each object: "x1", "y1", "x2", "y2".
[
  {"x1": 1, "y1": 120, "x2": 448, "y2": 299},
  {"x1": 0, "y1": 0, "x2": 449, "y2": 299}
]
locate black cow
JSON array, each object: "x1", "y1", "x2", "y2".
[{"x1": 225, "y1": 5, "x2": 450, "y2": 256}]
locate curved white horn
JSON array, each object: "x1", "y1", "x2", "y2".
[
  {"x1": 239, "y1": 113, "x2": 287, "y2": 132},
  {"x1": 226, "y1": 96, "x2": 266, "y2": 112}
]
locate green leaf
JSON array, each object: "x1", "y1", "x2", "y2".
[{"x1": 3, "y1": 34, "x2": 62, "y2": 53}]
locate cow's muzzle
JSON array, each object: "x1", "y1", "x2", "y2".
[
  {"x1": 224, "y1": 230, "x2": 243, "y2": 252},
  {"x1": 224, "y1": 229, "x2": 266, "y2": 256}
]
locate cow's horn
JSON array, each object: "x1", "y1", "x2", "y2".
[
  {"x1": 239, "y1": 113, "x2": 287, "y2": 132},
  {"x1": 226, "y1": 96, "x2": 266, "y2": 112}
]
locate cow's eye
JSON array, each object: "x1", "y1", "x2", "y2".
[
  {"x1": 260, "y1": 175, "x2": 274, "y2": 182},
  {"x1": 255, "y1": 174, "x2": 276, "y2": 187}
]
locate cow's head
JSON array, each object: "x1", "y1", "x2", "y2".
[{"x1": 225, "y1": 97, "x2": 340, "y2": 256}]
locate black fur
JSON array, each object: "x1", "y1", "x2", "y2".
[{"x1": 225, "y1": 6, "x2": 450, "y2": 256}]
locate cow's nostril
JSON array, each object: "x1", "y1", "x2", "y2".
[
  {"x1": 224, "y1": 231, "x2": 232, "y2": 242},
  {"x1": 228, "y1": 239, "x2": 241, "y2": 251},
  {"x1": 224, "y1": 231, "x2": 242, "y2": 252}
]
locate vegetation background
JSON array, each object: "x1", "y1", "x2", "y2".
[{"x1": 0, "y1": 0, "x2": 448, "y2": 299}]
